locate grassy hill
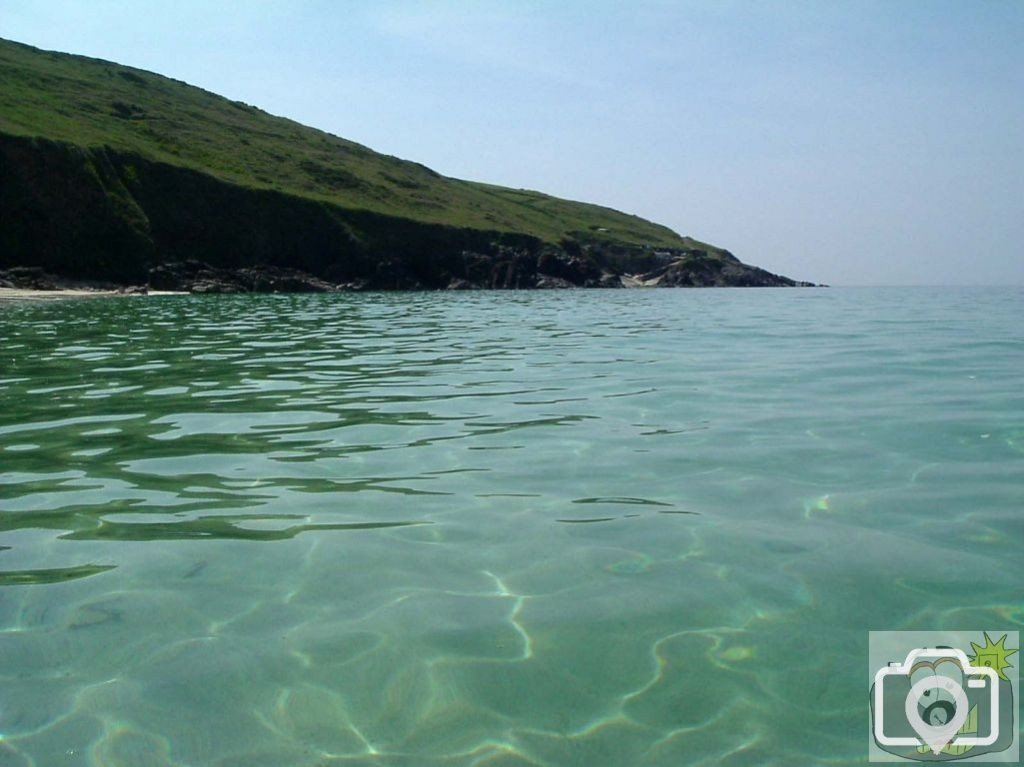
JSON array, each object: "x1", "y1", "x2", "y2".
[
  {"x1": 0, "y1": 38, "x2": 806, "y2": 290},
  {"x1": 0, "y1": 38, "x2": 694, "y2": 247}
]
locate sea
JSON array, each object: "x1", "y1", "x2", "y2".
[{"x1": 1, "y1": 286, "x2": 1021, "y2": 766}]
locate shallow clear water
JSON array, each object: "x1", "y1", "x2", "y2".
[{"x1": 1, "y1": 287, "x2": 1021, "y2": 766}]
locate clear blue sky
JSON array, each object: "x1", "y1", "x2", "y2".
[{"x1": 3, "y1": 1, "x2": 1022, "y2": 285}]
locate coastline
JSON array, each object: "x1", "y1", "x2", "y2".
[{"x1": 1, "y1": 259, "x2": 816, "y2": 296}]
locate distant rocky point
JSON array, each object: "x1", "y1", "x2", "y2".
[{"x1": 0, "y1": 39, "x2": 816, "y2": 292}]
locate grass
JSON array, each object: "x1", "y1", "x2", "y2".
[{"x1": 0, "y1": 37, "x2": 714, "y2": 251}]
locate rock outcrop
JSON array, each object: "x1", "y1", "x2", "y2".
[{"x1": 633, "y1": 250, "x2": 814, "y2": 288}]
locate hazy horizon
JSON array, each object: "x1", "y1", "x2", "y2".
[{"x1": 2, "y1": 0, "x2": 1021, "y2": 287}]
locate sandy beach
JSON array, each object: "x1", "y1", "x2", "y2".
[
  {"x1": 0, "y1": 287, "x2": 186, "y2": 301},
  {"x1": 0, "y1": 287, "x2": 120, "y2": 301}
]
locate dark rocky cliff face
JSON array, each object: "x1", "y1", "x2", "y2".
[{"x1": 0, "y1": 134, "x2": 811, "y2": 292}]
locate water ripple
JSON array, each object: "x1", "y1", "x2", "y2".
[{"x1": 1, "y1": 287, "x2": 1022, "y2": 766}]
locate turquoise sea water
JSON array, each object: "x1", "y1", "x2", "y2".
[{"x1": 1, "y1": 287, "x2": 1021, "y2": 766}]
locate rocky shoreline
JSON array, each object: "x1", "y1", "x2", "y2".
[{"x1": 1, "y1": 246, "x2": 815, "y2": 296}]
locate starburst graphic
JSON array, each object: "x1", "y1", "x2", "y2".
[{"x1": 969, "y1": 632, "x2": 1017, "y2": 682}]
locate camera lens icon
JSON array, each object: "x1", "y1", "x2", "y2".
[
  {"x1": 873, "y1": 647, "x2": 1000, "y2": 756},
  {"x1": 905, "y1": 672, "x2": 971, "y2": 754}
]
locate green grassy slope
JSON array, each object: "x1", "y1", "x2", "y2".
[{"x1": 0, "y1": 38, "x2": 708, "y2": 251}]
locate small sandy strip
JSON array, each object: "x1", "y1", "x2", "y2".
[{"x1": 0, "y1": 288, "x2": 186, "y2": 301}]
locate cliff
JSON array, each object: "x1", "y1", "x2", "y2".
[{"x1": 0, "y1": 39, "x2": 813, "y2": 291}]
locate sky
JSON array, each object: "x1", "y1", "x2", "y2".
[{"x1": 2, "y1": 0, "x2": 1022, "y2": 286}]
